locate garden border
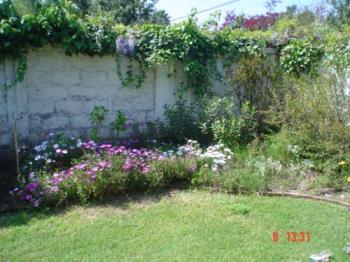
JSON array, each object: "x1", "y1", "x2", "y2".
[{"x1": 260, "y1": 191, "x2": 350, "y2": 210}]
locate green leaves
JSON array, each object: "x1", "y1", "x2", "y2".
[
  {"x1": 280, "y1": 39, "x2": 324, "y2": 75},
  {"x1": 111, "y1": 110, "x2": 127, "y2": 133},
  {"x1": 89, "y1": 106, "x2": 109, "y2": 125},
  {"x1": 0, "y1": 0, "x2": 342, "y2": 94}
]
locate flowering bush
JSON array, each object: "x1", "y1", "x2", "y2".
[
  {"x1": 12, "y1": 138, "x2": 211, "y2": 207},
  {"x1": 116, "y1": 33, "x2": 136, "y2": 57},
  {"x1": 210, "y1": 101, "x2": 258, "y2": 148},
  {"x1": 19, "y1": 133, "x2": 84, "y2": 177},
  {"x1": 243, "y1": 13, "x2": 279, "y2": 30},
  {"x1": 177, "y1": 140, "x2": 233, "y2": 171},
  {"x1": 221, "y1": 12, "x2": 279, "y2": 30}
]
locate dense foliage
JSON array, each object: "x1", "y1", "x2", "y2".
[{"x1": 2, "y1": 0, "x2": 346, "y2": 93}]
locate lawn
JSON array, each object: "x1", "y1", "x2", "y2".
[{"x1": 0, "y1": 190, "x2": 349, "y2": 261}]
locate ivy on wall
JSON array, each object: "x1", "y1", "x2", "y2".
[
  {"x1": 1, "y1": 0, "x2": 346, "y2": 93},
  {"x1": 280, "y1": 39, "x2": 324, "y2": 76}
]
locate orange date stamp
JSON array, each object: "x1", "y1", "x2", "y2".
[{"x1": 272, "y1": 231, "x2": 311, "y2": 243}]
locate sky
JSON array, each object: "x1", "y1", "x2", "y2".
[{"x1": 156, "y1": 0, "x2": 325, "y2": 23}]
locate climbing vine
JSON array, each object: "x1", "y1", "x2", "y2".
[
  {"x1": 280, "y1": 39, "x2": 324, "y2": 76},
  {"x1": 1, "y1": 0, "x2": 346, "y2": 93}
]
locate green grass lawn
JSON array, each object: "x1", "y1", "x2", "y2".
[{"x1": 1, "y1": 190, "x2": 350, "y2": 261}]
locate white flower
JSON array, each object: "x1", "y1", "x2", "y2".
[
  {"x1": 53, "y1": 144, "x2": 59, "y2": 149},
  {"x1": 34, "y1": 146, "x2": 42, "y2": 152},
  {"x1": 34, "y1": 155, "x2": 42, "y2": 161},
  {"x1": 62, "y1": 149, "x2": 68, "y2": 154},
  {"x1": 176, "y1": 150, "x2": 183, "y2": 156}
]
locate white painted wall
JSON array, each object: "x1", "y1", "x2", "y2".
[{"x1": 0, "y1": 46, "x2": 207, "y2": 149}]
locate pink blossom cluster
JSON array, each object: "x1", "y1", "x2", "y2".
[
  {"x1": 243, "y1": 13, "x2": 279, "y2": 30},
  {"x1": 47, "y1": 158, "x2": 113, "y2": 194},
  {"x1": 122, "y1": 148, "x2": 163, "y2": 174},
  {"x1": 45, "y1": 144, "x2": 164, "y2": 196},
  {"x1": 81, "y1": 142, "x2": 165, "y2": 175},
  {"x1": 222, "y1": 12, "x2": 279, "y2": 31}
]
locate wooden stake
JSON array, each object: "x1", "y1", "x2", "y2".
[{"x1": 12, "y1": 118, "x2": 20, "y2": 183}]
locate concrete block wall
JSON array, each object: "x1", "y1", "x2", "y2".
[{"x1": 0, "y1": 45, "x2": 198, "y2": 149}]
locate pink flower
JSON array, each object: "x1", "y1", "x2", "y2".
[
  {"x1": 50, "y1": 186, "x2": 59, "y2": 193},
  {"x1": 75, "y1": 163, "x2": 87, "y2": 170},
  {"x1": 100, "y1": 144, "x2": 112, "y2": 149},
  {"x1": 123, "y1": 159, "x2": 135, "y2": 171},
  {"x1": 141, "y1": 166, "x2": 150, "y2": 174}
]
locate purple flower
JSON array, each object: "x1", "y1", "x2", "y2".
[
  {"x1": 100, "y1": 144, "x2": 113, "y2": 149},
  {"x1": 116, "y1": 36, "x2": 135, "y2": 57},
  {"x1": 25, "y1": 195, "x2": 32, "y2": 200},
  {"x1": 75, "y1": 163, "x2": 87, "y2": 170},
  {"x1": 98, "y1": 160, "x2": 111, "y2": 169},
  {"x1": 26, "y1": 182, "x2": 39, "y2": 192}
]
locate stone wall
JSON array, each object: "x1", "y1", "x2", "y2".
[{"x1": 0, "y1": 45, "x2": 199, "y2": 149}]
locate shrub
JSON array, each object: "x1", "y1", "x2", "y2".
[
  {"x1": 211, "y1": 101, "x2": 258, "y2": 148},
  {"x1": 267, "y1": 72, "x2": 350, "y2": 188},
  {"x1": 151, "y1": 96, "x2": 259, "y2": 148},
  {"x1": 271, "y1": 74, "x2": 350, "y2": 161},
  {"x1": 155, "y1": 99, "x2": 204, "y2": 144},
  {"x1": 200, "y1": 96, "x2": 236, "y2": 136},
  {"x1": 262, "y1": 132, "x2": 301, "y2": 164},
  {"x1": 191, "y1": 165, "x2": 215, "y2": 187}
]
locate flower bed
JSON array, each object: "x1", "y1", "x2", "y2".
[{"x1": 11, "y1": 134, "x2": 233, "y2": 208}]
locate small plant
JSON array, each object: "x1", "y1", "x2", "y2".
[
  {"x1": 111, "y1": 110, "x2": 127, "y2": 138},
  {"x1": 89, "y1": 106, "x2": 109, "y2": 141}
]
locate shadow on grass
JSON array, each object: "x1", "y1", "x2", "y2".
[{"x1": 0, "y1": 186, "x2": 185, "y2": 229}]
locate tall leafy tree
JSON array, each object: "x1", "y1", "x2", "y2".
[
  {"x1": 328, "y1": 0, "x2": 350, "y2": 24},
  {"x1": 73, "y1": 0, "x2": 169, "y2": 25}
]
